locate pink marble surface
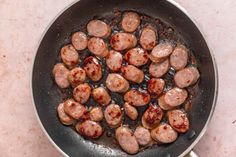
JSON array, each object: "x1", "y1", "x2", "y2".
[{"x1": 0, "y1": 0, "x2": 235, "y2": 156}]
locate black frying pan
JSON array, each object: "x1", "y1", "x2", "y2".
[{"x1": 32, "y1": 0, "x2": 218, "y2": 156}]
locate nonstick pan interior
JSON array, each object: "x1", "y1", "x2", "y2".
[{"x1": 32, "y1": 0, "x2": 217, "y2": 156}]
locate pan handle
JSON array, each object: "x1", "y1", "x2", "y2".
[{"x1": 185, "y1": 150, "x2": 199, "y2": 157}]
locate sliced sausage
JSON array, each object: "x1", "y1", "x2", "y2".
[
  {"x1": 174, "y1": 67, "x2": 200, "y2": 88},
  {"x1": 57, "y1": 103, "x2": 75, "y2": 125},
  {"x1": 148, "y1": 78, "x2": 165, "y2": 98},
  {"x1": 140, "y1": 26, "x2": 157, "y2": 50},
  {"x1": 90, "y1": 107, "x2": 103, "y2": 122},
  {"x1": 60, "y1": 44, "x2": 79, "y2": 68},
  {"x1": 149, "y1": 42, "x2": 173, "y2": 63},
  {"x1": 87, "y1": 20, "x2": 111, "y2": 38},
  {"x1": 64, "y1": 99, "x2": 87, "y2": 120},
  {"x1": 170, "y1": 45, "x2": 188, "y2": 70},
  {"x1": 167, "y1": 109, "x2": 189, "y2": 133},
  {"x1": 110, "y1": 33, "x2": 137, "y2": 51},
  {"x1": 121, "y1": 65, "x2": 144, "y2": 83},
  {"x1": 68, "y1": 67, "x2": 86, "y2": 87},
  {"x1": 115, "y1": 126, "x2": 139, "y2": 154},
  {"x1": 104, "y1": 104, "x2": 122, "y2": 128},
  {"x1": 151, "y1": 123, "x2": 178, "y2": 143},
  {"x1": 134, "y1": 126, "x2": 152, "y2": 146},
  {"x1": 164, "y1": 87, "x2": 188, "y2": 107},
  {"x1": 73, "y1": 83, "x2": 91, "y2": 104},
  {"x1": 158, "y1": 95, "x2": 175, "y2": 110},
  {"x1": 106, "y1": 73, "x2": 130, "y2": 93},
  {"x1": 52, "y1": 63, "x2": 70, "y2": 88},
  {"x1": 88, "y1": 37, "x2": 109, "y2": 57},
  {"x1": 92, "y1": 87, "x2": 111, "y2": 106},
  {"x1": 124, "y1": 89, "x2": 150, "y2": 107},
  {"x1": 106, "y1": 50, "x2": 123, "y2": 72},
  {"x1": 121, "y1": 12, "x2": 140, "y2": 32},
  {"x1": 124, "y1": 102, "x2": 138, "y2": 120},
  {"x1": 124, "y1": 48, "x2": 149, "y2": 67},
  {"x1": 71, "y1": 31, "x2": 88, "y2": 51},
  {"x1": 149, "y1": 59, "x2": 169, "y2": 78},
  {"x1": 83, "y1": 56, "x2": 102, "y2": 82},
  {"x1": 142, "y1": 104, "x2": 163, "y2": 129},
  {"x1": 76, "y1": 120, "x2": 103, "y2": 139}
]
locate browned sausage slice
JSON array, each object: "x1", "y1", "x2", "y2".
[
  {"x1": 76, "y1": 120, "x2": 103, "y2": 139},
  {"x1": 90, "y1": 107, "x2": 103, "y2": 122},
  {"x1": 92, "y1": 87, "x2": 111, "y2": 106},
  {"x1": 142, "y1": 104, "x2": 163, "y2": 129},
  {"x1": 71, "y1": 31, "x2": 88, "y2": 51},
  {"x1": 148, "y1": 78, "x2": 165, "y2": 98},
  {"x1": 124, "y1": 89, "x2": 151, "y2": 106},
  {"x1": 115, "y1": 126, "x2": 139, "y2": 154},
  {"x1": 158, "y1": 95, "x2": 175, "y2": 110},
  {"x1": 134, "y1": 126, "x2": 152, "y2": 146},
  {"x1": 106, "y1": 50, "x2": 123, "y2": 72},
  {"x1": 57, "y1": 103, "x2": 75, "y2": 125},
  {"x1": 60, "y1": 44, "x2": 79, "y2": 68},
  {"x1": 63, "y1": 99, "x2": 87, "y2": 120},
  {"x1": 87, "y1": 20, "x2": 111, "y2": 38},
  {"x1": 140, "y1": 26, "x2": 157, "y2": 50},
  {"x1": 149, "y1": 42, "x2": 173, "y2": 63},
  {"x1": 167, "y1": 109, "x2": 189, "y2": 133},
  {"x1": 52, "y1": 63, "x2": 70, "y2": 88},
  {"x1": 106, "y1": 73, "x2": 130, "y2": 93},
  {"x1": 110, "y1": 33, "x2": 137, "y2": 51},
  {"x1": 174, "y1": 67, "x2": 200, "y2": 88},
  {"x1": 121, "y1": 12, "x2": 140, "y2": 32},
  {"x1": 121, "y1": 65, "x2": 144, "y2": 83},
  {"x1": 104, "y1": 104, "x2": 122, "y2": 128},
  {"x1": 88, "y1": 37, "x2": 109, "y2": 57},
  {"x1": 124, "y1": 102, "x2": 138, "y2": 120},
  {"x1": 124, "y1": 48, "x2": 149, "y2": 67},
  {"x1": 83, "y1": 56, "x2": 102, "y2": 82},
  {"x1": 164, "y1": 87, "x2": 188, "y2": 107},
  {"x1": 68, "y1": 67, "x2": 86, "y2": 87},
  {"x1": 151, "y1": 123, "x2": 178, "y2": 143},
  {"x1": 73, "y1": 83, "x2": 92, "y2": 104},
  {"x1": 170, "y1": 45, "x2": 188, "y2": 70},
  {"x1": 149, "y1": 59, "x2": 169, "y2": 78}
]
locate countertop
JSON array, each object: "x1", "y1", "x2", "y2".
[{"x1": 0, "y1": 0, "x2": 235, "y2": 156}]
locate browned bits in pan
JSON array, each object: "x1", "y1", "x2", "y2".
[{"x1": 53, "y1": 10, "x2": 200, "y2": 155}]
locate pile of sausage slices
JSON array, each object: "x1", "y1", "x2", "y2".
[{"x1": 53, "y1": 11, "x2": 200, "y2": 154}]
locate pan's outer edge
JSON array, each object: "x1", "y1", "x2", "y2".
[{"x1": 30, "y1": 0, "x2": 219, "y2": 157}]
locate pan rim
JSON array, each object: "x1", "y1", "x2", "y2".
[{"x1": 30, "y1": 0, "x2": 219, "y2": 157}]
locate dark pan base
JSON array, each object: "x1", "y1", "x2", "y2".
[{"x1": 32, "y1": 0, "x2": 217, "y2": 156}]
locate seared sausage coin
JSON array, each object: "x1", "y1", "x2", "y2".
[
  {"x1": 83, "y1": 56, "x2": 102, "y2": 82},
  {"x1": 142, "y1": 104, "x2": 163, "y2": 129},
  {"x1": 68, "y1": 67, "x2": 86, "y2": 87},
  {"x1": 124, "y1": 89, "x2": 151, "y2": 106},
  {"x1": 134, "y1": 126, "x2": 152, "y2": 146},
  {"x1": 76, "y1": 120, "x2": 103, "y2": 138},
  {"x1": 140, "y1": 26, "x2": 157, "y2": 50},
  {"x1": 57, "y1": 103, "x2": 75, "y2": 125},
  {"x1": 149, "y1": 59, "x2": 169, "y2": 78},
  {"x1": 170, "y1": 45, "x2": 188, "y2": 70},
  {"x1": 73, "y1": 83, "x2": 92, "y2": 104},
  {"x1": 88, "y1": 37, "x2": 109, "y2": 57},
  {"x1": 110, "y1": 33, "x2": 137, "y2": 51},
  {"x1": 121, "y1": 12, "x2": 140, "y2": 32},
  {"x1": 124, "y1": 48, "x2": 149, "y2": 67},
  {"x1": 87, "y1": 20, "x2": 111, "y2": 38},
  {"x1": 104, "y1": 104, "x2": 122, "y2": 128},
  {"x1": 64, "y1": 99, "x2": 87, "y2": 120},
  {"x1": 53, "y1": 63, "x2": 70, "y2": 88},
  {"x1": 106, "y1": 50, "x2": 123, "y2": 72},
  {"x1": 149, "y1": 42, "x2": 173, "y2": 63},
  {"x1": 60, "y1": 44, "x2": 79, "y2": 68},
  {"x1": 115, "y1": 126, "x2": 139, "y2": 154},
  {"x1": 151, "y1": 123, "x2": 178, "y2": 143},
  {"x1": 71, "y1": 31, "x2": 88, "y2": 51},
  {"x1": 121, "y1": 65, "x2": 144, "y2": 83},
  {"x1": 92, "y1": 87, "x2": 111, "y2": 106},
  {"x1": 124, "y1": 102, "x2": 138, "y2": 120},
  {"x1": 90, "y1": 107, "x2": 103, "y2": 122},
  {"x1": 168, "y1": 109, "x2": 190, "y2": 133},
  {"x1": 106, "y1": 73, "x2": 130, "y2": 93}
]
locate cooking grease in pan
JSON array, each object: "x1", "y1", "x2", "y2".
[{"x1": 53, "y1": 10, "x2": 199, "y2": 153}]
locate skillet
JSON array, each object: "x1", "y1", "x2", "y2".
[{"x1": 32, "y1": 0, "x2": 218, "y2": 156}]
